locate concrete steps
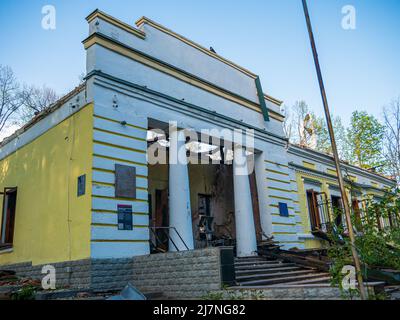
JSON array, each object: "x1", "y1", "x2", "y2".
[
  {"x1": 238, "y1": 272, "x2": 330, "y2": 286},
  {"x1": 235, "y1": 262, "x2": 298, "y2": 271},
  {"x1": 234, "y1": 256, "x2": 331, "y2": 287},
  {"x1": 236, "y1": 269, "x2": 320, "y2": 282},
  {"x1": 235, "y1": 266, "x2": 303, "y2": 276}
]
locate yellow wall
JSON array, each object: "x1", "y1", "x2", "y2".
[
  {"x1": 0, "y1": 104, "x2": 93, "y2": 266},
  {"x1": 326, "y1": 168, "x2": 337, "y2": 176},
  {"x1": 295, "y1": 172, "x2": 335, "y2": 249},
  {"x1": 302, "y1": 161, "x2": 316, "y2": 170},
  {"x1": 295, "y1": 169, "x2": 385, "y2": 249}
]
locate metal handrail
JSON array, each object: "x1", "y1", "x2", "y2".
[{"x1": 149, "y1": 227, "x2": 190, "y2": 251}]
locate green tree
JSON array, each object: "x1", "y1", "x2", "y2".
[
  {"x1": 346, "y1": 111, "x2": 385, "y2": 170},
  {"x1": 284, "y1": 100, "x2": 319, "y2": 148},
  {"x1": 382, "y1": 97, "x2": 400, "y2": 183},
  {"x1": 284, "y1": 101, "x2": 348, "y2": 159},
  {"x1": 312, "y1": 116, "x2": 347, "y2": 160}
]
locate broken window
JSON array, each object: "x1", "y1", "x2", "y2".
[
  {"x1": 352, "y1": 199, "x2": 362, "y2": 231},
  {"x1": 331, "y1": 195, "x2": 344, "y2": 228},
  {"x1": 198, "y1": 194, "x2": 213, "y2": 242},
  {"x1": 0, "y1": 187, "x2": 17, "y2": 249},
  {"x1": 306, "y1": 189, "x2": 320, "y2": 231},
  {"x1": 198, "y1": 194, "x2": 211, "y2": 217}
]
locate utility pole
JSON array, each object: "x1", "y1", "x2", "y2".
[{"x1": 301, "y1": 0, "x2": 367, "y2": 299}]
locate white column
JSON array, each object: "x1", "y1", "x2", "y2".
[
  {"x1": 254, "y1": 153, "x2": 272, "y2": 238},
  {"x1": 233, "y1": 145, "x2": 258, "y2": 257},
  {"x1": 168, "y1": 129, "x2": 194, "y2": 251}
]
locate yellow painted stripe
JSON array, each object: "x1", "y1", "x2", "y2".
[
  {"x1": 267, "y1": 177, "x2": 291, "y2": 185},
  {"x1": 92, "y1": 209, "x2": 117, "y2": 214},
  {"x1": 93, "y1": 140, "x2": 146, "y2": 154},
  {"x1": 93, "y1": 167, "x2": 114, "y2": 174},
  {"x1": 278, "y1": 241, "x2": 304, "y2": 244},
  {"x1": 92, "y1": 223, "x2": 148, "y2": 228},
  {"x1": 94, "y1": 127, "x2": 147, "y2": 142},
  {"x1": 270, "y1": 195, "x2": 293, "y2": 201},
  {"x1": 92, "y1": 209, "x2": 149, "y2": 215},
  {"x1": 272, "y1": 232, "x2": 297, "y2": 235},
  {"x1": 270, "y1": 204, "x2": 295, "y2": 210},
  {"x1": 92, "y1": 223, "x2": 117, "y2": 227},
  {"x1": 265, "y1": 168, "x2": 290, "y2": 176},
  {"x1": 92, "y1": 181, "x2": 148, "y2": 192},
  {"x1": 271, "y1": 213, "x2": 295, "y2": 218},
  {"x1": 91, "y1": 239, "x2": 149, "y2": 243},
  {"x1": 92, "y1": 168, "x2": 148, "y2": 179},
  {"x1": 92, "y1": 195, "x2": 148, "y2": 203},
  {"x1": 93, "y1": 154, "x2": 148, "y2": 167},
  {"x1": 92, "y1": 181, "x2": 114, "y2": 187},
  {"x1": 272, "y1": 222, "x2": 296, "y2": 226},
  {"x1": 94, "y1": 114, "x2": 147, "y2": 131},
  {"x1": 264, "y1": 160, "x2": 289, "y2": 168},
  {"x1": 268, "y1": 186, "x2": 293, "y2": 193}
]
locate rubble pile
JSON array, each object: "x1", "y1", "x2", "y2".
[{"x1": 0, "y1": 270, "x2": 41, "y2": 300}]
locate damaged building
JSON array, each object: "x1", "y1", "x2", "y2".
[{"x1": 0, "y1": 10, "x2": 396, "y2": 298}]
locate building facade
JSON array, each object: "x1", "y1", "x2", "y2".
[{"x1": 0, "y1": 10, "x2": 396, "y2": 291}]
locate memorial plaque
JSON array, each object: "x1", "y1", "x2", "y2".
[
  {"x1": 117, "y1": 204, "x2": 133, "y2": 230},
  {"x1": 77, "y1": 174, "x2": 86, "y2": 197},
  {"x1": 115, "y1": 164, "x2": 136, "y2": 198}
]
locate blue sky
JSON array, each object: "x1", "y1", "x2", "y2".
[{"x1": 0, "y1": 0, "x2": 399, "y2": 126}]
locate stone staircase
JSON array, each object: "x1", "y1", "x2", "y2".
[{"x1": 234, "y1": 256, "x2": 331, "y2": 287}]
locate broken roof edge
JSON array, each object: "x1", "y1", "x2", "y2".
[
  {"x1": 0, "y1": 83, "x2": 86, "y2": 148},
  {"x1": 86, "y1": 10, "x2": 283, "y2": 107},
  {"x1": 288, "y1": 143, "x2": 397, "y2": 184},
  {"x1": 135, "y1": 16, "x2": 284, "y2": 107},
  {"x1": 86, "y1": 9, "x2": 146, "y2": 39},
  {"x1": 264, "y1": 93, "x2": 283, "y2": 107},
  {"x1": 135, "y1": 16, "x2": 257, "y2": 79}
]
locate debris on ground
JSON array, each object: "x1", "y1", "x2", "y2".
[
  {"x1": 385, "y1": 286, "x2": 400, "y2": 300},
  {"x1": 0, "y1": 270, "x2": 42, "y2": 300},
  {"x1": 106, "y1": 283, "x2": 147, "y2": 300}
]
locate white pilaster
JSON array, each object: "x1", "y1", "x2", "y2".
[
  {"x1": 168, "y1": 129, "x2": 194, "y2": 251},
  {"x1": 233, "y1": 146, "x2": 258, "y2": 257},
  {"x1": 255, "y1": 153, "x2": 272, "y2": 238}
]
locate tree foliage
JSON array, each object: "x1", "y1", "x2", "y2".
[
  {"x1": 0, "y1": 65, "x2": 21, "y2": 132},
  {"x1": 0, "y1": 65, "x2": 58, "y2": 137},
  {"x1": 16, "y1": 84, "x2": 59, "y2": 125},
  {"x1": 283, "y1": 100, "x2": 348, "y2": 159},
  {"x1": 283, "y1": 102, "x2": 392, "y2": 176},
  {"x1": 346, "y1": 111, "x2": 385, "y2": 170},
  {"x1": 327, "y1": 189, "x2": 400, "y2": 299},
  {"x1": 382, "y1": 98, "x2": 400, "y2": 183},
  {"x1": 313, "y1": 115, "x2": 347, "y2": 159},
  {"x1": 283, "y1": 100, "x2": 319, "y2": 148}
]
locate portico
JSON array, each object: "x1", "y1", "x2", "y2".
[{"x1": 147, "y1": 124, "x2": 261, "y2": 257}]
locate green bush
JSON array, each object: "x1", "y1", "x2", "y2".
[{"x1": 327, "y1": 187, "x2": 400, "y2": 299}]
